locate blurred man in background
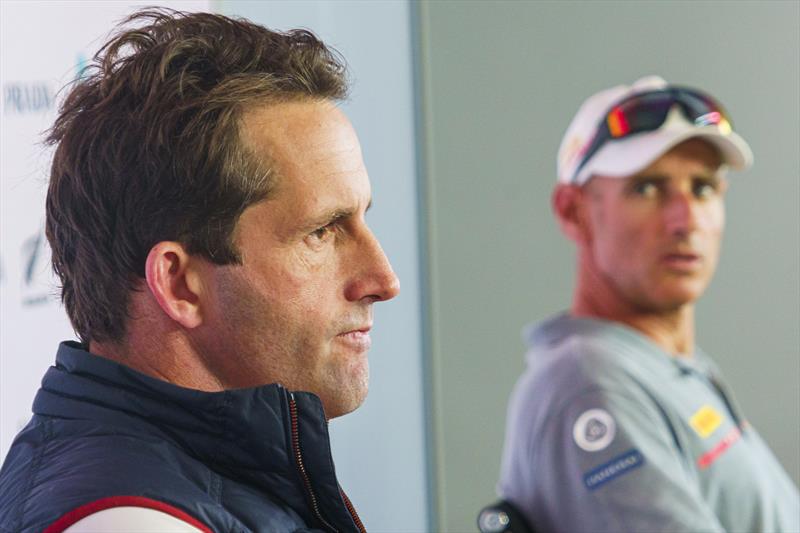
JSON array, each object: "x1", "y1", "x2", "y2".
[
  {"x1": 0, "y1": 9, "x2": 398, "y2": 532},
  {"x1": 496, "y1": 76, "x2": 799, "y2": 532}
]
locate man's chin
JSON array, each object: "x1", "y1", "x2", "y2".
[
  {"x1": 322, "y1": 387, "x2": 368, "y2": 420},
  {"x1": 319, "y1": 363, "x2": 369, "y2": 419},
  {"x1": 645, "y1": 289, "x2": 704, "y2": 313}
]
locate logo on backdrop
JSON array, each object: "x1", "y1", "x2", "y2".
[
  {"x1": 1, "y1": 53, "x2": 91, "y2": 303},
  {"x1": 20, "y1": 228, "x2": 54, "y2": 307},
  {"x1": 75, "y1": 52, "x2": 91, "y2": 80},
  {"x1": 3, "y1": 83, "x2": 54, "y2": 114},
  {"x1": 0, "y1": 228, "x2": 54, "y2": 306},
  {"x1": 2, "y1": 53, "x2": 91, "y2": 116}
]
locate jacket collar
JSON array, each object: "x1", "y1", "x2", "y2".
[{"x1": 33, "y1": 341, "x2": 360, "y2": 532}]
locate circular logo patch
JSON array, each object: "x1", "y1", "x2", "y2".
[{"x1": 573, "y1": 408, "x2": 616, "y2": 452}]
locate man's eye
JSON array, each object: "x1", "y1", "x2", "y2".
[
  {"x1": 693, "y1": 181, "x2": 719, "y2": 199},
  {"x1": 632, "y1": 181, "x2": 659, "y2": 197},
  {"x1": 309, "y1": 224, "x2": 335, "y2": 242}
]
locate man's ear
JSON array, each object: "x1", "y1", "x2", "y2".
[
  {"x1": 552, "y1": 184, "x2": 591, "y2": 245},
  {"x1": 144, "y1": 242, "x2": 208, "y2": 329},
  {"x1": 719, "y1": 175, "x2": 729, "y2": 196}
]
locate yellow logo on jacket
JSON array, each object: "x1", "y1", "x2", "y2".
[{"x1": 690, "y1": 405, "x2": 723, "y2": 438}]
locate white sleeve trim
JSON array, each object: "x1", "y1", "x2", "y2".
[{"x1": 63, "y1": 506, "x2": 205, "y2": 532}]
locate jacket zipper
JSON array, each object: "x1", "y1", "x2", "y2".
[
  {"x1": 339, "y1": 486, "x2": 366, "y2": 533},
  {"x1": 289, "y1": 393, "x2": 338, "y2": 532},
  {"x1": 288, "y1": 393, "x2": 367, "y2": 533}
]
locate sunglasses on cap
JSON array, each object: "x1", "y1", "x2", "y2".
[{"x1": 571, "y1": 87, "x2": 734, "y2": 183}]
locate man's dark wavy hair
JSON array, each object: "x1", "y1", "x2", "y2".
[{"x1": 45, "y1": 8, "x2": 348, "y2": 344}]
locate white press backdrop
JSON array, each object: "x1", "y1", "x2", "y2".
[{"x1": 0, "y1": 0, "x2": 209, "y2": 459}]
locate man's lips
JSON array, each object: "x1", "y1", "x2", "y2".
[
  {"x1": 336, "y1": 326, "x2": 372, "y2": 351},
  {"x1": 661, "y1": 252, "x2": 703, "y2": 271}
]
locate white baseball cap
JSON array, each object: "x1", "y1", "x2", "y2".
[{"x1": 557, "y1": 75, "x2": 753, "y2": 185}]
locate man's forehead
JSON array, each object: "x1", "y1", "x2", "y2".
[
  {"x1": 242, "y1": 100, "x2": 358, "y2": 166},
  {"x1": 235, "y1": 99, "x2": 370, "y2": 213},
  {"x1": 241, "y1": 99, "x2": 346, "y2": 143}
]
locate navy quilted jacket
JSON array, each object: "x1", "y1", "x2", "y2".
[{"x1": 0, "y1": 342, "x2": 366, "y2": 533}]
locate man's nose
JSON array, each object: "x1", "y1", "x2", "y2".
[
  {"x1": 663, "y1": 191, "x2": 698, "y2": 237},
  {"x1": 345, "y1": 229, "x2": 401, "y2": 303}
]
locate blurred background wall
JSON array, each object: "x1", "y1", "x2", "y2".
[
  {"x1": 1, "y1": 1, "x2": 798, "y2": 532},
  {"x1": 417, "y1": 1, "x2": 799, "y2": 531}
]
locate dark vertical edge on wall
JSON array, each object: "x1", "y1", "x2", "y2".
[{"x1": 409, "y1": 1, "x2": 439, "y2": 531}]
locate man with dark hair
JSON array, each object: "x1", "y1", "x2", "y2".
[
  {"x1": 0, "y1": 9, "x2": 398, "y2": 532},
  {"x1": 495, "y1": 76, "x2": 799, "y2": 532}
]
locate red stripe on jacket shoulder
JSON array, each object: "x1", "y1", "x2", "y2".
[{"x1": 43, "y1": 495, "x2": 214, "y2": 533}]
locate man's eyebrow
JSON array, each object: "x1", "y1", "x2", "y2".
[
  {"x1": 303, "y1": 199, "x2": 372, "y2": 230},
  {"x1": 630, "y1": 173, "x2": 669, "y2": 182},
  {"x1": 629, "y1": 172, "x2": 722, "y2": 185},
  {"x1": 307, "y1": 209, "x2": 354, "y2": 228},
  {"x1": 693, "y1": 172, "x2": 722, "y2": 181}
]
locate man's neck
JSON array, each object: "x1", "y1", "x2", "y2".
[
  {"x1": 573, "y1": 302, "x2": 695, "y2": 356},
  {"x1": 572, "y1": 264, "x2": 696, "y2": 356},
  {"x1": 89, "y1": 325, "x2": 226, "y2": 392}
]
